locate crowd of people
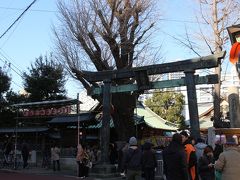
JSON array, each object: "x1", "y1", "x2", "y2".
[
  {"x1": 111, "y1": 136, "x2": 157, "y2": 180},
  {"x1": 1, "y1": 139, "x2": 63, "y2": 172},
  {"x1": 2, "y1": 138, "x2": 30, "y2": 169},
  {"x1": 162, "y1": 131, "x2": 240, "y2": 180},
  {"x1": 2, "y1": 131, "x2": 240, "y2": 180},
  {"x1": 114, "y1": 131, "x2": 240, "y2": 180},
  {"x1": 74, "y1": 136, "x2": 158, "y2": 180}
]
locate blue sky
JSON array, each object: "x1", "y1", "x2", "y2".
[
  {"x1": 0, "y1": 0, "x2": 231, "y2": 98},
  {"x1": 0, "y1": 0, "x2": 82, "y2": 98}
]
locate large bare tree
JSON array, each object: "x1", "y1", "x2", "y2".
[
  {"x1": 53, "y1": 0, "x2": 158, "y2": 140},
  {"x1": 197, "y1": 0, "x2": 240, "y2": 127},
  {"x1": 175, "y1": 0, "x2": 240, "y2": 127}
]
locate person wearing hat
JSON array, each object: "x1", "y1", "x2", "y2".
[
  {"x1": 163, "y1": 133, "x2": 189, "y2": 180},
  {"x1": 123, "y1": 136, "x2": 142, "y2": 180},
  {"x1": 180, "y1": 131, "x2": 198, "y2": 180},
  {"x1": 215, "y1": 135, "x2": 240, "y2": 180}
]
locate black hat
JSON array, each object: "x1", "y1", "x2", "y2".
[{"x1": 180, "y1": 131, "x2": 189, "y2": 137}]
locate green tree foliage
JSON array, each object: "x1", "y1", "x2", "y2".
[
  {"x1": 0, "y1": 68, "x2": 15, "y2": 127},
  {"x1": 145, "y1": 90, "x2": 186, "y2": 128},
  {"x1": 0, "y1": 67, "x2": 11, "y2": 110},
  {"x1": 0, "y1": 67, "x2": 11, "y2": 96},
  {"x1": 23, "y1": 54, "x2": 67, "y2": 101},
  {"x1": 0, "y1": 91, "x2": 28, "y2": 127},
  {"x1": 6, "y1": 90, "x2": 27, "y2": 104}
]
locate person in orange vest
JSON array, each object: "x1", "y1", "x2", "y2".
[{"x1": 180, "y1": 131, "x2": 198, "y2": 180}]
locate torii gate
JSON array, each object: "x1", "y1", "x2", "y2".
[{"x1": 83, "y1": 51, "x2": 226, "y2": 164}]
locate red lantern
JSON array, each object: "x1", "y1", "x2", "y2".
[{"x1": 229, "y1": 42, "x2": 240, "y2": 64}]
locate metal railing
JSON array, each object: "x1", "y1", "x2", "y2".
[{"x1": 155, "y1": 160, "x2": 164, "y2": 178}]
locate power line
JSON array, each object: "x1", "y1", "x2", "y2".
[
  {"x1": 11, "y1": 80, "x2": 24, "y2": 89},
  {"x1": 0, "y1": 16, "x2": 22, "y2": 48},
  {"x1": 0, "y1": 6, "x2": 56, "y2": 13},
  {"x1": 159, "y1": 18, "x2": 206, "y2": 24},
  {"x1": 0, "y1": 58, "x2": 23, "y2": 78},
  {"x1": 0, "y1": 60, "x2": 24, "y2": 90},
  {"x1": 0, "y1": 0, "x2": 37, "y2": 40},
  {"x1": 0, "y1": 5, "x2": 206, "y2": 24},
  {"x1": 0, "y1": 50, "x2": 23, "y2": 75}
]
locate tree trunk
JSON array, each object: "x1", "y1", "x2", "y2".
[
  {"x1": 212, "y1": 0, "x2": 222, "y2": 127},
  {"x1": 111, "y1": 93, "x2": 136, "y2": 141}
]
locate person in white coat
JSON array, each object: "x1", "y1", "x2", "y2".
[{"x1": 51, "y1": 143, "x2": 60, "y2": 171}]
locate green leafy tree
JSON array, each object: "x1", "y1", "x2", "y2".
[
  {"x1": 145, "y1": 90, "x2": 186, "y2": 128},
  {"x1": 0, "y1": 67, "x2": 11, "y2": 97},
  {"x1": 0, "y1": 67, "x2": 11, "y2": 110},
  {"x1": 6, "y1": 90, "x2": 27, "y2": 104},
  {"x1": 0, "y1": 68, "x2": 15, "y2": 127},
  {"x1": 23, "y1": 54, "x2": 67, "y2": 101}
]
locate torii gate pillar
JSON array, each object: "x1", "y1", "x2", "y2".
[
  {"x1": 185, "y1": 70, "x2": 200, "y2": 139},
  {"x1": 91, "y1": 80, "x2": 118, "y2": 178},
  {"x1": 101, "y1": 79, "x2": 111, "y2": 164}
]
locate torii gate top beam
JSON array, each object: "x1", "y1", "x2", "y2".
[{"x1": 82, "y1": 51, "x2": 226, "y2": 82}]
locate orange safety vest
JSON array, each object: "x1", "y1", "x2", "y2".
[{"x1": 185, "y1": 144, "x2": 196, "y2": 180}]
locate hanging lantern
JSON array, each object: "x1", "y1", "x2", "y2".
[
  {"x1": 229, "y1": 42, "x2": 240, "y2": 64},
  {"x1": 227, "y1": 24, "x2": 240, "y2": 74}
]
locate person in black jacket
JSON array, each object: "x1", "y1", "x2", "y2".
[
  {"x1": 163, "y1": 133, "x2": 189, "y2": 180},
  {"x1": 198, "y1": 145, "x2": 215, "y2": 180},
  {"x1": 118, "y1": 142, "x2": 129, "y2": 177},
  {"x1": 109, "y1": 143, "x2": 118, "y2": 164},
  {"x1": 21, "y1": 141, "x2": 30, "y2": 169},
  {"x1": 123, "y1": 136, "x2": 142, "y2": 180},
  {"x1": 142, "y1": 142, "x2": 157, "y2": 180},
  {"x1": 213, "y1": 141, "x2": 223, "y2": 161}
]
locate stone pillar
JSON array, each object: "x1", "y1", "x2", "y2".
[
  {"x1": 228, "y1": 86, "x2": 240, "y2": 128},
  {"x1": 184, "y1": 70, "x2": 200, "y2": 140},
  {"x1": 90, "y1": 79, "x2": 119, "y2": 178},
  {"x1": 101, "y1": 79, "x2": 111, "y2": 164},
  {"x1": 207, "y1": 127, "x2": 216, "y2": 149}
]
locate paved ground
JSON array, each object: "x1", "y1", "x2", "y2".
[
  {"x1": 0, "y1": 166, "x2": 124, "y2": 180},
  {"x1": 0, "y1": 165, "x2": 164, "y2": 180},
  {"x1": 0, "y1": 172, "x2": 80, "y2": 180}
]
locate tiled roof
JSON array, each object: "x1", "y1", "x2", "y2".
[
  {"x1": 135, "y1": 102, "x2": 178, "y2": 131},
  {"x1": 88, "y1": 102, "x2": 178, "y2": 131},
  {"x1": 48, "y1": 113, "x2": 96, "y2": 124},
  {"x1": 0, "y1": 127, "x2": 48, "y2": 133}
]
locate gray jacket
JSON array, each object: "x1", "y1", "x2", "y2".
[{"x1": 194, "y1": 142, "x2": 207, "y2": 161}]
